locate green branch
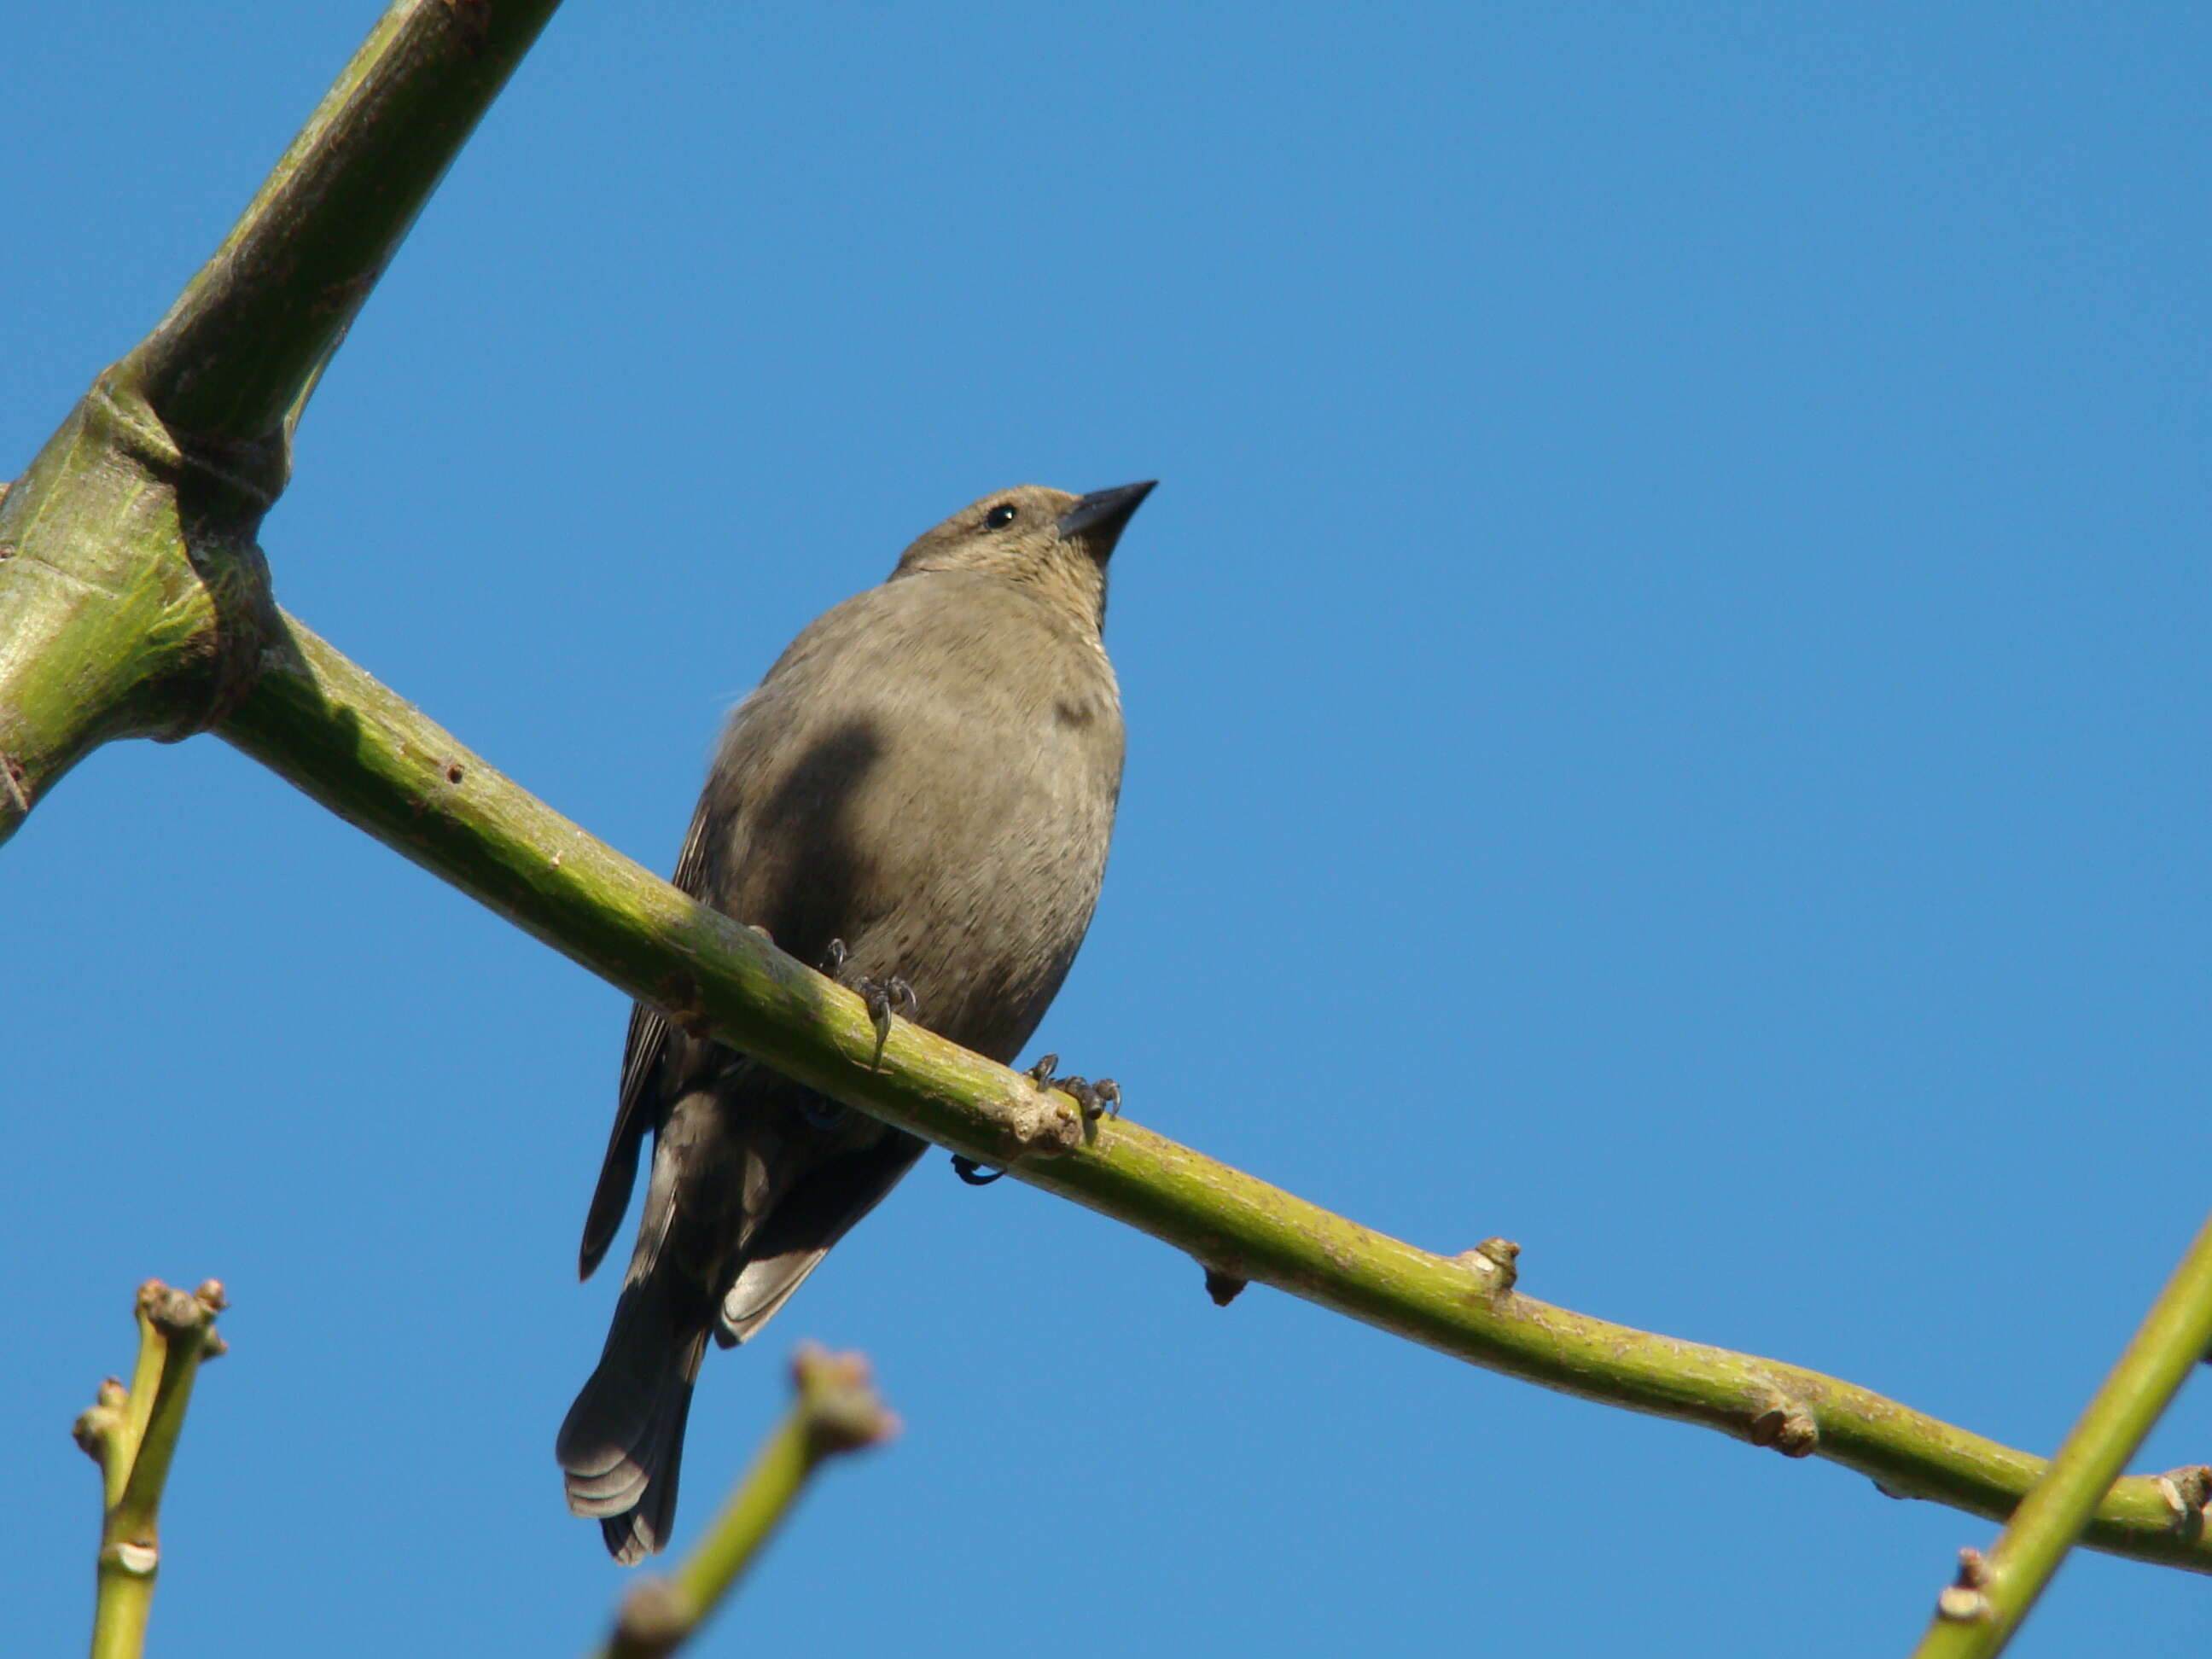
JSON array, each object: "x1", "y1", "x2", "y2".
[
  {"x1": 1908, "y1": 1214, "x2": 2212, "y2": 1656},
  {"x1": 215, "y1": 613, "x2": 2212, "y2": 1574},
  {"x1": 73, "y1": 1280, "x2": 229, "y2": 1659},
  {"x1": 591, "y1": 1346, "x2": 898, "y2": 1659},
  {"x1": 0, "y1": 0, "x2": 561, "y2": 841},
  {"x1": 120, "y1": 0, "x2": 562, "y2": 444}
]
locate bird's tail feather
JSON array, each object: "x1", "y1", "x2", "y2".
[
  {"x1": 556, "y1": 1273, "x2": 706, "y2": 1563},
  {"x1": 713, "y1": 1131, "x2": 930, "y2": 1348},
  {"x1": 718, "y1": 1246, "x2": 835, "y2": 1348}
]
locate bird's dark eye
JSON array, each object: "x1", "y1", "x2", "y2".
[{"x1": 984, "y1": 503, "x2": 1018, "y2": 529}]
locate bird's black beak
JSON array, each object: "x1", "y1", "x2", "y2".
[{"x1": 1057, "y1": 480, "x2": 1156, "y2": 552}]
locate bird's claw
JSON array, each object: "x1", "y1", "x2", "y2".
[
  {"x1": 858, "y1": 975, "x2": 917, "y2": 1027},
  {"x1": 1025, "y1": 1053, "x2": 1121, "y2": 1121},
  {"x1": 1055, "y1": 1075, "x2": 1114, "y2": 1120},
  {"x1": 855, "y1": 975, "x2": 917, "y2": 1068},
  {"x1": 824, "y1": 941, "x2": 917, "y2": 1068},
  {"x1": 950, "y1": 1154, "x2": 1006, "y2": 1186}
]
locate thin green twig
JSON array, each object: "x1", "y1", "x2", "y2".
[
  {"x1": 73, "y1": 1280, "x2": 229, "y2": 1659},
  {"x1": 591, "y1": 1346, "x2": 898, "y2": 1659},
  {"x1": 1907, "y1": 1214, "x2": 2212, "y2": 1657}
]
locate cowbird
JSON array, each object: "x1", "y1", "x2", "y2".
[{"x1": 557, "y1": 480, "x2": 1153, "y2": 1561}]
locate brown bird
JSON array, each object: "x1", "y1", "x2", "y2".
[{"x1": 557, "y1": 480, "x2": 1153, "y2": 1560}]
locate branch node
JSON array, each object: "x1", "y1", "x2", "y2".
[
  {"x1": 1747, "y1": 1398, "x2": 1819, "y2": 1458},
  {"x1": 73, "y1": 1398, "x2": 124, "y2": 1465},
  {"x1": 1455, "y1": 1237, "x2": 1521, "y2": 1294},
  {"x1": 1935, "y1": 1584, "x2": 1992, "y2": 1622},
  {"x1": 612, "y1": 1575, "x2": 688, "y2": 1659},
  {"x1": 791, "y1": 1343, "x2": 900, "y2": 1456},
  {"x1": 982, "y1": 1079, "x2": 1085, "y2": 1165},
  {"x1": 141, "y1": 1280, "x2": 214, "y2": 1341},
  {"x1": 0, "y1": 754, "x2": 29, "y2": 818},
  {"x1": 2156, "y1": 1465, "x2": 2211, "y2": 1534},
  {"x1": 102, "y1": 1541, "x2": 160, "y2": 1577},
  {"x1": 1202, "y1": 1266, "x2": 1249, "y2": 1307}
]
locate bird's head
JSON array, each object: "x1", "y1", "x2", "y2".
[{"x1": 893, "y1": 480, "x2": 1155, "y2": 633}]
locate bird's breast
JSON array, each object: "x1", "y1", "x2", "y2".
[{"x1": 715, "y1": 591, "x2": 1121, "y2": 1060}]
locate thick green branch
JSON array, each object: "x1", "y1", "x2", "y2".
[
  {"x1": 1910, "y1": 1214, "x2": 2212, "y2": 1656},
  {"x1": 593, "y1": 1347, "x2": 897, "y2": 1659},
  {"x1": 0, "y1": 386, "x2": 280, "y2": 835},
  {"x1": 218, "y1": 614, "x2": 2212, "y2": 1575},
  {"x1": 0, "y1": 0, "x2": 561, "y2": 841},
  {"x1": 126, "y1": 0, "x2": 562, "y2": 445}
]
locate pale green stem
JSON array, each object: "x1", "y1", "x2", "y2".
[
  {"x1": 1908, "y1": 1214, "x2": 2212, "y2": 1656},
  {"x1": 593, "y1": 1346, "x2": 897, "y2": 1659},
  {"x1": 77, "y1": 1281, "x2": 227, "y2": 1659}
]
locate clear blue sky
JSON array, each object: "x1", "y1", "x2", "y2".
[{"x1": 6, "y1": 3, "x2": 2209, "y2": 1654}]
